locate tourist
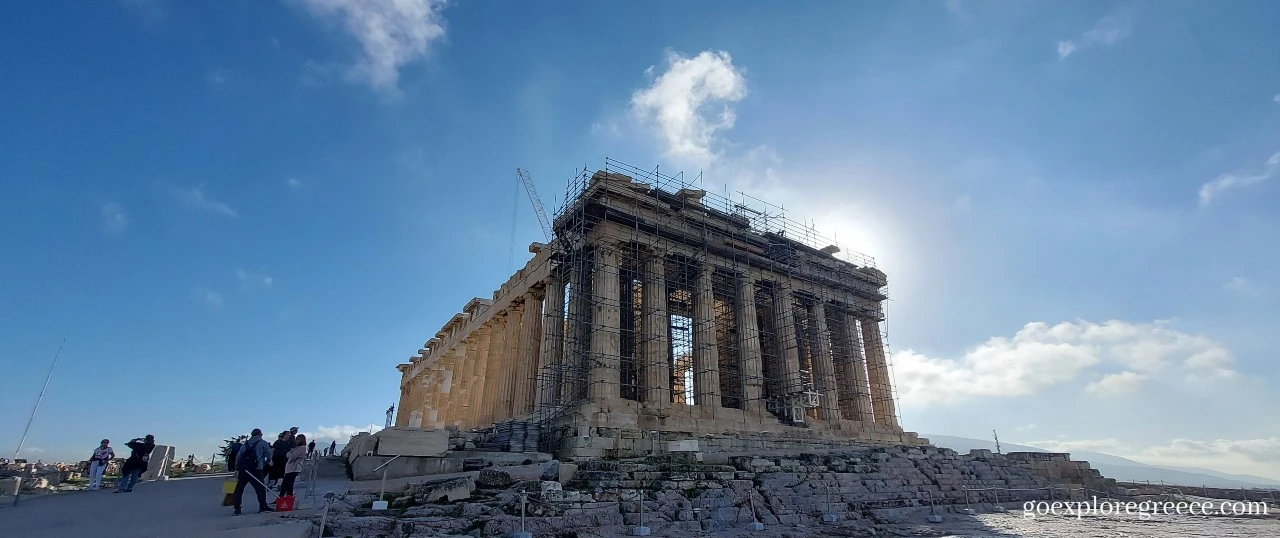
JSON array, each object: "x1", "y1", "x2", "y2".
[
  {"x1": 268, "y1": 431, "x2": 290, "y2": 488},
  {"x1": 328, "y1": 440, "x2": 336, "y2": 456},
  {"x1": 231, "y1": 428, "x2": 274, "y2": 515},
  {"x1": 307, "y1": 439, "x2": 316, "y2": 457},
  {"x1": 280, "y1": 434, "x2": 307, "y2": 497},
  {"x1": 114, "y1": 435, "x2": 155, "y2": 493},
  {"x1": 87, "y1": 439, "x2": 114, "y2": 490}
]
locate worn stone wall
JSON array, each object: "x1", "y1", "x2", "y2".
[{"x1": 316, "y1": 446, "x2": 1123, "y2": 538}]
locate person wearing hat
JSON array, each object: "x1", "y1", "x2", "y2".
[
  {"x1": 114, "y1": 434, "x2": 155, "y2": 493},
  {"x1": 87, "y1": 439, "x2": 115, "y2": 490}
]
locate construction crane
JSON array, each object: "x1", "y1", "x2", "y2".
[{"x1": 516, "y1": 167, "x2": 554, "y2": 242}]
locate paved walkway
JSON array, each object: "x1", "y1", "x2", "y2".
[{"x1": 0, "y1": 475, "x2": 313, "y2": 538}]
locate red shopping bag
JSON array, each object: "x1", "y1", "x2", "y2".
[{"x1": 275, "y1": 495, "x2": 295, "y2": 512}]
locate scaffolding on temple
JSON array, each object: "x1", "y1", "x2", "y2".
[{"x1": 532, "y1": 158, "x2": 903, "y2": 446}]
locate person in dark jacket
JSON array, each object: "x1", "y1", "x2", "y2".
[
  {"x1": 114, "y1": 434, "x2": 155, "y2": 493},
  {"x1": 307, "y1": 439, "x2": 316, "y2": 456},
  {"x1": 231, "y1": 429, "x2": 274, "y2": 515},
  {"x1": 268, "y1": 431, "x2": 290, "y2": 487},
  {"x1": 226, "y1": 437, "x2": 243, "y2": 472}
]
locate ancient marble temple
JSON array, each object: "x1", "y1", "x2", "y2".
[{"x1": 397, "y1": 160, "x2": 926, "y2": 459}]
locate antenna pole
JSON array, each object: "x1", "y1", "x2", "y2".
[{"x1": 15, "y1": 338, "x2": 65, "y2": 459}]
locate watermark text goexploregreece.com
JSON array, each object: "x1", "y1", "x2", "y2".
[{"x1": 1022, "y1": 498, "x2": 1270, "y2": 520}]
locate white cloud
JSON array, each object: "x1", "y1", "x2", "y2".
[
  {"x1": 236, "y1": 268, "x2": 274, "y2": 290},
  {"x1": 1198, "y1": 151, "x2": 1280, "y2": 206},
  {"x1": 206, "y1": 67, "x2": 231, "y2": 87},
  {"x1": 286, "y1": 177, "x2": 304, "y2": 189},
  {"x1": 1139, "y1": 438, "x2": 1280, "y2": 468},
  {"x1": 296, "y1": 0, "x2": 448, "y2": 93},
  {"x1": 1024, "y1": 438, "x2": 1124, "y2": 453},
  {"x1": 303, "y1": 424, "x2": 382, "y2": 442},
  {"x1": 193, "y1": 287, "x2": 223, "y2": 306},
  {"x1": 1058, "y1": 10, "x2": 1132, "y2": 59},
  {"x1": 1015, "y1": 424, "x2": 1037, "y2": 432},
  {"x1": 174, "y1": 185, "x2": 238, "y2": 218},
  {"x1": 1085, "y1": 371, "x2": 1146, "y2": 396},
  {"x1": 101, "y1": 201, "x2": 129, "y2": 235},
  {"x1": 893, "y1": 320, "x2": 1236, "y2": 405},
  {"x1": 1026, "y1": 437, "x2": 1280, "y2": 479},
  {"x1": 1056, "y1": 41, "x2": 1076, "y2": 59},
  {"x1": 1223, "y1": 276, "x2": 1267, "y2": 299},
  {"x1": 1273, "y1": 94, "x2": 1279, "y2": 104},
  {"x1": 630, "y1": 50, "x2": 748, "y2": 168}
]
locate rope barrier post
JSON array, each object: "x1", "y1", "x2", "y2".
[
  {"x1": 510, "y1": 491, "x2": 533, "y2": 538},
  {"x1": 822, "y1": 482, "x2": 837, "y2": 522},
  {"x1": 925, "y1": 489, "x2": 943, "y2": 523},
  {"x1": 992, "y1": 487, "x2": 1007, "y2": 513},
  {"x1": 319, "y1": 492, "x2": 333, "y2": 538},
  {"x1": 960, "y1": 486, "x2": 974, "y2": 515},
  {"x1": 747, "y1": 492, "x2": 765, "y2": 531},
  {"x1": 633, "y1": 489, "x2": 651, "y2": 536}
]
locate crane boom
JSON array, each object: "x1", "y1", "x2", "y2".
[{"x1": 517, "y1": 168, "x2": 554, "y2": 242}]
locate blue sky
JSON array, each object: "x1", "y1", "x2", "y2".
[{"x1": 2, "y1": 0, "x2": 1277, "y2": 478}]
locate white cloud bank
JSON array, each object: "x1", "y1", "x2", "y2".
[
  {"x1": 1198, "y1": 151, "x2": 1280, "y2": 206},
  {"x1": 893, "y1": 320, "x2": 1236, "y2": 406},
  {"x1": 1058, "y1": 10, "x2": 1132, "y2": 59},
  {"x1": 302, "y1": 424, "x2": 382, "y2": 443},
  {"x1": 630, "y1": 50, "x2": 747, "y2": 169},
  {"x1": 101, "y1": 201, "x2": 129, "y2": 235},
  {"x1": 297, "y1": 0, "x2": 448, "y2": 93},
  {"x1": 1027, "y1": 437, "x2": 1280, "y2": 480},
  {"x1": 174, "y1": 184, "x2": 238, "y2": 218}
]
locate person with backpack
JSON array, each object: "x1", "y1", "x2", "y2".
[
  {"x1": 114, "y1": 435, "x2": 155, "y2": 493},
  {"x1": 231, "y1": 428, "x2": 274, "y2": 515}
]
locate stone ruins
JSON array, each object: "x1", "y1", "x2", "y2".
[{"x1": 396, "y1": 159, "x2": 926, "y2": 460}]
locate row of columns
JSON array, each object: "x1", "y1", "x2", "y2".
[
  {"x1": 404, "y1": 287, "x2": 547, "y2": 430},
  {"x1": 401, "y1": 243, "x2": 899, "y2": 432},
  {"x1": 573, "y1": 245, "x2": 900, "y2": 428}
]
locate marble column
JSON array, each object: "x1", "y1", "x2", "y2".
[
  {"x1": 859, "y1": 317, "x2": 899, "y2": 428},
  {"x1": 459, "y1": 337, "x2": 479, "y2": 427},
  {"x1": 538, "y1": 273, "x2": 566, "y2": 408},
  {"x1": 440, "y1": 352, "x2": 456, "y2": 426},
  {"x1": 642, "y1": 253, "x2": 670, "y2": 405},
  {"x1": 469, "y1": 327, "x2": 493, "y2": 427},
  {"x1": 772, "y1": 283, "x2": 804, "y2": 395},
  {"x1": 736, "y1": 275, "x2": 764, "y2": 415},
  {"x1": 838, "y1": 312, "x2": 875, "y2": 422},
  {"x1": 565, "y1": 254, "x2": 588, "y2": 401},
  {"x1": 811, "y1": 301, "x2": 842, "y2": 421},
  {"x1": 514, "y1": 289, "x2": 543, "y2": 416},
  {"x1": 692, "y1": 262, "x2": 721, "y2": 406},
  {"x1": 497, "y1": 301, "x2": 523, "y2": 421},
  {"x1": 482, "y1": 315, "x2": 508, "y2": 425},
  {"x1": 589, "y1": 246, "x2": 621, "y2": 400}
]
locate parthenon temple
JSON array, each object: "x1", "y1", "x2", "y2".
[{"x1": 396, "y1": 159, "x2": 926, "y2": 459}]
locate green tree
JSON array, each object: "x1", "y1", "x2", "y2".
[{"x1": 219, "y1": 435, "x2": 248, "y2": 460}]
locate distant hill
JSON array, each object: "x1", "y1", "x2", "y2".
[{"x1": 922, "y1": 434, "x2": 1280, "y2": 490}]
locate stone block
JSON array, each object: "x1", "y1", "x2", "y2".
[
  {"x1": 667, "y1": 440, "x2": 700, "y2": 452},
  {"x1": 374, "y1": 428, "x2": 449, "y2": 457}
]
